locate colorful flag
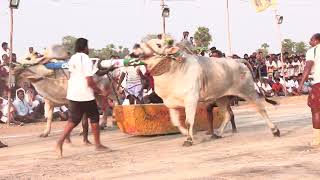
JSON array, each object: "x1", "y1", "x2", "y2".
[{"x1": 252, "y1": 0, "x2": 277, "y2": 12}]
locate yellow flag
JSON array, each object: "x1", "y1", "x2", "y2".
[{"x1": 252, "y1": 0, "x2": 277, "y2": 12}]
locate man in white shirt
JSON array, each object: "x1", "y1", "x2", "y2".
[
  {"x1": 299, "y1": 33, "x2": 320, "y2": 146},
  {"x1": 56, "y1": 38, "x2": 110, "y2": 158}
]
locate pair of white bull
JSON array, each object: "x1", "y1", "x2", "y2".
[{"x1": 6, "y1": 36, "x2": 280, "y2": 147}]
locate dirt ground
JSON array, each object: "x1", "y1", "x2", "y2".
[{"x1": 0, "y1": 96, "x2": 319, "y2": 180}]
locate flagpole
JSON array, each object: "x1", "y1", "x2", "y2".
[
  {"x1": 226, "y1": 0, "x2": 232, "y2": 56},
  {"x1": 273, "y1": 9, "x2": 287, "y2": 95}
]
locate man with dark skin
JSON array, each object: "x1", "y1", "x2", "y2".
[
  {"x1": 56, "y1": 38, "x2": 110, "y2": 158},
  {"x1": 298, "y1": 33, "x2": 320, "y2": 146}
]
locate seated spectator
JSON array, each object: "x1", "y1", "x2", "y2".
[
  {"x1": 12, "y1": 88, "x2": 36, "y2": 123},
  {"x1": 272, "y1": 78, "x2": 286, "y2": 96},
  {"x1": 267, "y1": 75, "x2": 275, "y2": 87},
  {"x1": 260, "y1": 78, "x2": 274, "y2": 97},
  {"x1": 53, "y1": 106, "x2": 69, "y2": 121},
  {"x1": 285, "y1": 76, "x2": 299, "y2": 96},
  {"x1": 25, "y1": 87, "x2": 44, "y2": 118},
  {"x1": 0, "y1": 97, "x2": 23, "y2": 126}
]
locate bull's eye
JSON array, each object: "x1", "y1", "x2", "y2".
[{"x1": 156, "y1": 44, "x2": 162, "y2": 48}]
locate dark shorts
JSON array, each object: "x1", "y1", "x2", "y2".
[
  {"x1": 68, "y1": 100, "x2": 99, "y2": 125},
  {"x1": 308, "y1": 83, "x2": 320, "y2": 109}
]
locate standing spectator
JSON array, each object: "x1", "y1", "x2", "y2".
[
  {"x1": 292, "y1": 56, "x2": 301, "y2": 76},
  {"x1": 189, "y1": 37, "x2": 194, "y2": 45},
  {"x1": 287, "y1": 58, "x2": 295, "y2": 77},
  {"x1": 25, "y1": 47, "x2": 38, "y2": 60},
  {"x1": 56, "y1": 38, "x2": 109, "y2": 158},
  {"x1": 1, "y1": 42, "x2": 9, "y2": 60},
  {"x1": 266, "y1": 55, "x2": 277, "y2": 77},
  {"x1": 182, "y1": 31, "x2": 189, "y2": 41},
  {"x1": 298, "y1": 33, "x2": 320, "y2": 146}
]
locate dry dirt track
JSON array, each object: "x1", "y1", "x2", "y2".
[{"x1": 0, "y1": 96, "x2": 320, "y2": 180}]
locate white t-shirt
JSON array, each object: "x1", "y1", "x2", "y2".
[
  {"x1": 66, "y1": 53, "x2": 96, "y2": 101},
  {"x1": 122, "y1": 65, "x2": 146, "y2": 85},
  {"x1": 306, "y1": 44, "x2": 320, "y2": 84},
  {"x1": 292, "y1": 61, "x2": 301, "y2": 76}
]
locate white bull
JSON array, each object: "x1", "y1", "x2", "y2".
[{"x1": 133, "y1": 35, "x2": 280, "y2": 146}]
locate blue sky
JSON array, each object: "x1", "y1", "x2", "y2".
[{"x1": 0, "y1": 0, "x2": 319, "y2": 57}]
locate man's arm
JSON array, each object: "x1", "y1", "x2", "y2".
[
  {"x1": 117, "y1": 72, "x2": 125, "y2": 90},
  {"x1": 298, "y1": 61, "x2": 314, "y2": 92}
]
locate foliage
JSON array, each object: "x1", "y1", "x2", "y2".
[
  {"x1": 257, "y1": 43, "x2": 269, "y2": 57},
  {"x1": 62, "y1": 36, "x2": 130, "y2": 59},
  {"x1": 282, "y1": 39, "x2": 296, "y2": 55},
  {"x1": 294, "y1": 41, "x2": 308, "y2": 55},
  {"x1": 193, "y1": 26, "x2": 212, "y2": 48}
]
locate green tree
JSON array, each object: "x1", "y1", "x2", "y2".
[
  {"x1": 282, "y1": 39, "x2": 296, "y2": 55},
  {"x1": 62, "y1": 36, "x2": 77, "y2": 54},
  {"x1": 294, "y1": 41, "x2": 308, "y2": 55},
  {"x1": 257, "y1": 43, "x2": 269, "y2": 57},
  {"x1": 193, "y1": 26, "x2": 212, "y2": 48}
]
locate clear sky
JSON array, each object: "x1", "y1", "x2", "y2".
[{"x1": 0, "y1": 0, "x2": 319, "y2": 57}]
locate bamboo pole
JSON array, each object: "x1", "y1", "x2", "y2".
[
  {"x1": 226, "y1": 0, "x2": 232, "y2": 56},
  {"x1": 7, "y1": 6, "x2": 14, "y2": 125}
]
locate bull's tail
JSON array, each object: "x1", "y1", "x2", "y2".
[{"x1": 238, "y1": 59, "x2": 279, "y2": 106}]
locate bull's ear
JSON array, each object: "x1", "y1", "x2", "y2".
[{"x1": 167, "y1": 46, "x2": 180, "y2": 55}]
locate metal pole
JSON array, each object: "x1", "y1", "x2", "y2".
[
  {"x1": 274, "y1": 9, "x2": 287, "y2": 96},
  {"x1": 7, "y1": 6, "x2": 14, "y2": 125},
  {"x1": 160, "y1": 0, "x2": 166, "y2": 35},
  {"x1": 226, "y1": 0, "x2": 232, "y2": 56}
]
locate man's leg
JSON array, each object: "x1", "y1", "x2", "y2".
[
  {"x1": 86, "y1": 100, "x2": 110, "y2": 151},
  {"x1": 56, "y1": 121, "x2": 77, "y2": 158},
  {"x1": 56, "y1": 101, "x2": 83, "y2": 158},
  {"x1": 311, "y1": 108, "x2": 320, "y2": 146}
]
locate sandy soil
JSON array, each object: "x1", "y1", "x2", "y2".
[{"x1": 0, "y1": 96, "x2": 319, "y2": 180}]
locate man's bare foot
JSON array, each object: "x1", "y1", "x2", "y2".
[
  {"x1": 205, "y1": 130, "x2": 213, "y2": 135},
  {"x1": 95, "y1": 144, "x2": 112, "y2": 152},
  {"x1": 55, "y1": 142, "x2": 63, "y2": 158}
]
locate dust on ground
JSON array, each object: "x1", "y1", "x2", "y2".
[{"x1": 0, "y1": 96, "x2": 319, "y2": 180}]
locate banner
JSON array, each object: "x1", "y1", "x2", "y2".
[{"x1": 252, "y1": 0, "x2": 277, "y2": 12}]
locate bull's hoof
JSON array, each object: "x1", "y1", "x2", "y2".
[
  {"x1": 182, "y1": 138, "x2": 193, "y2": 147},
  {"x1": 211, "y1": 134, "x2": 222, "y2": 139},
  {"x1": 232, "y1": 129, "x2": 238, "y2": 133},
  {"x1": 183, "y1": 140, "x2": 193, "y2": 147},
  {"x1": 39, "y1": 133, "x2": 49, "y2": 138},
  {"x1": 272, "y1": 129, "x2": 280, "y2": 137}
]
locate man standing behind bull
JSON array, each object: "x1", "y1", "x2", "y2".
[
  {"x1": 299, "y1": 33, "x2": 320, "y2": 146},
  {"x1": 56, "y1": 38, "x2": 109, "y2": 158}
]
